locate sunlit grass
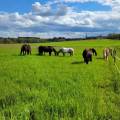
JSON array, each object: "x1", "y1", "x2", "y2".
[{"x1": 0, "y1": 39, "x2": 120, "y2": 120}]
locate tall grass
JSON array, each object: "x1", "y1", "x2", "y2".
[{"x1": 0, "y1": 40, "x2": 120, "y2": 120}]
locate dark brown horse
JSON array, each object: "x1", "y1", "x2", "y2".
[
  {"x1": 20, "y1": 44, "x2": 31, "y2": 55},
  {"x1": 82, "y1": 48, "x2": 97, "y2": 64},
  {"x1": 38, "y1": 46, "x2": 57, "y2": 56}
]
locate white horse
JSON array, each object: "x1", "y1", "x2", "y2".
[
  {"x1": 103, "y1": 48, "x2": 112, "y2": 61},
  {"x1": 57, "y1": 48, "x2": 74, "y2": 56}
]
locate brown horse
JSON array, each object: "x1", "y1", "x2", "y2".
[
  {"x1": 103, "y1": 48, "x2": 112, "y2": 61},
  {"x1": 38, "y1": 46, "x2": 57, "y2": 56},
  {"x1": 20, "y1": 44, "x2": 31, "y2": 55},
  {"x1": 82, "y1": 48, "x2": 97, "y2": 64}
]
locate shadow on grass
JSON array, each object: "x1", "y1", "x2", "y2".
[
  {"x1": 12, "y1": 54, "x2": 36, "y2": 57},
  {"x1": 57, "y1": 55, "x2": 72, "y2": 57},
  {"x1": 12, "y1": 54, "x2": 22, "y2": 57},
  {"x1": 96, "y1": 57, "x2": 104, "y2": 60},
  {"x1": 71, "y1": 61, "x2": 84, "y2": 64}
]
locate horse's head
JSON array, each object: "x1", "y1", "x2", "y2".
[
  {"x1": 91, "y1": 48, "x2": 97, "y2": 56},
  {"x1": 56, "y1": 48, "x2": 62, "y2": 56},
  {"x1": 52, "y1": 47, "x2": 58, "y2": 56}
]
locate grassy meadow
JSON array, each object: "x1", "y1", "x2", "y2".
[{"x1": 0, "y1": 39, "x2": 120, "y2": 120}]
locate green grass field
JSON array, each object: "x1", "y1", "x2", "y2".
[{"x1": 0, "y1": 39, "x2": 120, "y2": 120}]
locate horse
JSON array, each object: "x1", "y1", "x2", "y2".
[
  {"x1": 57, "y1": 48, "x2": 74, "y2": 56},
  {"x1": 38, "y1": 46, "x2": 57, "y2": 56},
  {"x1": 82, "y1": 48, "x2": 97, "y2": 64},
  {"x1": 90, "y1": 48, "x2": 97, "y2": 56},
  {"x1": 103, "y1": 48, "x2": 112, "y2": 61},
  {"x1": 20, "y1": 44, "x2": 31, "y2": 55}
]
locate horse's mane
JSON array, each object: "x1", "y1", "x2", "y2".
[{"x1": 52, "y1": 47, "x2": 57, "y2": 53}]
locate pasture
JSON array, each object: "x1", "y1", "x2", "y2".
[{"x1": 0, "y1": 40, "x2": 120, "y2": 120}]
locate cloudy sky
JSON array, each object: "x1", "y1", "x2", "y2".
[{"x1": 0, "y1": 0, "x2": 120, "y2": 38}]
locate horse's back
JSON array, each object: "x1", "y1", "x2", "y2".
[
  {"x1": 103, "y1": 48, "x2": 110, "y2": 56},
  {"x1": 38, "y1": 46, "x2": 54, "y2": 53},
  {"x1": 61, "y1": 48, "x2": 74, "y2": 52}
]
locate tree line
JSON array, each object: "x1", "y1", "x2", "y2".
[
  {"x1": 0, "y1": 37, "x2": 82, "y2": 44},
  {"x1": 0, "y1": 33, "x2": 120, "y2": 44}
]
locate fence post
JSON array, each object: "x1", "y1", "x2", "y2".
[{"x1": 113, "y1": 48, "x2": 116, "y2": 64}]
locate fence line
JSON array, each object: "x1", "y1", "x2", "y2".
[
  {"x1": 115, "y1": 63, "x2": 120, "y2": 74},
  {"x1": 115, "y1": 56, "x2": 120, "y2": 61},
  {"x1": 113, "y1": 48, "x2": 120, "y2": 73}
]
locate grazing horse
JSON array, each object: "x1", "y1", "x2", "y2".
[
  {"x1": 38, "y1": 46, "x2": 57, "y2": 56},
  {"x1": 82, "y1": 48, "x2": 97, "y2": 64},
  {"x1": 90, "y1": 48, "x2": 97, "y2": 56},
  {"x1": 57, "y1": 48, "x2": 74, "y2": 56},
  {"x1": 20, "y1": 44, "x2": 31, "y2": 55},
  {"x1": 103, "y1": 48, "x2": 112, "y2": 61}
]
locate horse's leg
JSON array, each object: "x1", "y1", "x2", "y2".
[
  {"x1": 41, "y1": 51, "x2": 45, "y2": 55},
  {"x1": 84, "y1": 58, "x2": 86, "y2": 63},
  {"x1": 71, "y1": 51, "x2": 73, "y2": 56},
  {"x1": 55, "y1": 52, "x2": 57, "y2": 56},
  {"x1": 40, "y1": 52, "x2": 42, "y2": 55},
  {"x1": 20, "y1": 49, "x2": 22, "y2": 55},
  {"x1": 105, "y1": 56, "x2": 107, "y2": 61},
  {"x1": 54, "y1": 51, "x2": 56, "y2": 56},
  {"x1": 86, "y1": 59, "x2": 88, "y2": 64},
  {"x1": 25, "y1": 50, "x2": 27, "y2": 55},
  {"x1": 90, "y1": 56, "x2": 92, "y2": 61},
  {"x1": 70, "y1": 52, "x2": 72, "y2": 56},
  {"x1": 23, "y1": 50, "x2": 25, "y2": 55},
  {"x1": 84, "y1": 57, "x2": 87, "y2": 64},
  {"x1": 28, "y1": 50, "x2": 29, "y2": 55},
  {"x1": 107, "y1": 56, "x2": 108, "y2": 61},
  {"x1": 57, "y1": 52, "x2": 59, "y2": 56},
  {"x1": 49, "y1": 52, "x2": 51, "y2": 56},
  {"x1": 25, "y1": 50, "x2": 26, "y2": 55},
  {"x1": 29, "y1": 50, "x2": 31, "y2": 55},
  {"x1": 63, "y1": 52, "x2": 65, "y2": 56},
  {"x1": 27, "y1": 51, "x2": 28, "y2": 55}
]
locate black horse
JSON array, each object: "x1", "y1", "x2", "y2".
[
  {"x1": 38, "y1": 46, "x2": 57, "y2": 56},
  {"x1": 82, "y1": 48, "x2": 97, "y2": 64},
  {"x1": 20, "y1": 44, "x2": 31, "y2": 55}
]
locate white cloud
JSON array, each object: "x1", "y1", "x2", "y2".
[
  {"x1": 0, "y1": 1, "x2": 120, "y2": 38},
  {"x1": 64, "y1": 0, "x2": 120, "y2": 12},
  {"x1": 64, "y1": 0, "x2": 112, "y2": 6},
  {"x1": 32, "y1": 2, "x2": 70, "y2": 17},
  {"x1": 32, "y1": 2, "x2": 52, "y2": 16}
]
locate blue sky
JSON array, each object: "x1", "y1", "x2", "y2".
[
  {"x1": 0, "y1": 0, "x2": 120, "y2": 38},
  {"x1": 0, "y1": 0, "x2": 111, "y2": 13},
  {"x1": 0, "y1": 0, "x2": 35, "y2": 13}
]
